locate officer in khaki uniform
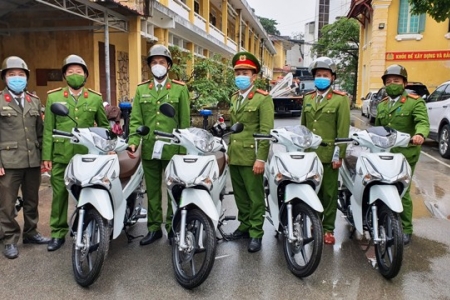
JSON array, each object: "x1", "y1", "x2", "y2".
[
  {"x1": 228, "y1": 52, "x2": 274, "y2": 253},
  {"x1": 301, "y1": 57, "x2": 350, "y2": 245},
  {"x1": 375, "y1": 64, "x2": 429, "y2": 245},
  {"x1": 0, "y1": 56, "x2": 50, "y2": 259},
  {"x1": 42, "y1": 55, "x2": 109, "y2": 251},
  {"x1": 128, "y1": 45, "x2": 190, "y2": 246}
]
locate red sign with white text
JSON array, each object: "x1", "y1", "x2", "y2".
[{"x1": 386, "y1": 50, "x2": 450, "y2": 61}]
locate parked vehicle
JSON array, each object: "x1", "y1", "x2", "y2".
[
  {"x1": 424, "y1": 80, "x2": 450, "y2": 158},
  {"x1": 50, "y1": 103, "x2": 149, "y2": 287},
  {"x1": 253, "y1": 125, "x2": 324, "y2": 278},
  {"x1": 369, "y1": 82, "x2": 430, "y2": 123},
  {"x1": 155, "y1": 103, "x2": 243, "y2": 289},
  {"x1": 336, "y1": 126, "x2": 411, "y2": 279},
  {"x1": 361, "y1": 91, "x2": 377, "y2": 118}
]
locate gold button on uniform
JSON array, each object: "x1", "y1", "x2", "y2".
[{"x1": 250, "y1": 145, "x2": 254, "y2": 148}]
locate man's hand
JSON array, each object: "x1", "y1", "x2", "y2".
[
  {"x1": 411, "y1": 134, "x2": 425, "y2": 145},
  {"x1": 127, "y1": 145, "x2": 137, "y2": 158},
  {"x1": 253, "y1": 160, "x2": 265, "y2": 175},
  {"x1": 0, "y1": 168, "x2": 4, "y2": 176},
  {"x1": 332, "y1": 158, "x2": 342, "y2": 169},
  {"x1": 43, "y1": 160, "x2": 52, "y2": 171}
]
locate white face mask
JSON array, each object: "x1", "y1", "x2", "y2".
[{"x1": 151, "y1": 64, "x2": 168, "y2": 78}]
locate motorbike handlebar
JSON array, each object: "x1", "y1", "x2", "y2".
[
  {"x1": 253, "y1": 133, "x2": 272, "y2": 138},
  {"x1": 52, "y1": 129, "x2": 73, "y2": 137},
  {"x1": 320, "y1": 142, "x2": 329, "y2": 146},
  {"x1": 335, "y1": 138, "x2": 354, "y2": 143},
  {"x1": 154, "y1": 130, "x2": 175, "y2": 138}
]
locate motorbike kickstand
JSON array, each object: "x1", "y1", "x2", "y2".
[
  {"x1": 124, "y1": 227, "x2": 143, "y2": 243},
  {"x1": 349, "y1": 226, "x2": 356, "y2": 239},
  {"x1": 217, "y1": 216, "x2": 237, "y2": 241}
]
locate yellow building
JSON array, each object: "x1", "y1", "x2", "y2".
[
  {"x1": 0, "y1": 0, "x2": 276, "y2": 105},
  {"x1": 269, "y1": 35, "x2": 294, "y2": 81},
  {"x1": 348, "y1": 0, "x2": 450, "y2": 107}
]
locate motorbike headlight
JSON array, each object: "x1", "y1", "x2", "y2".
[
  {"x1": 189, "y1": 128, "x2": 215, "y2": 152},
  {"x1": 274, "y1": 157, "x2": 293, "y2": 184},
  {"x1": 306, "y1": 157, "x2": 321, "y2": 185},
  {"x1": 90, "y1": 159, "x2": 114, "y2": 188},
  {"x1": 361, "y1": 157, "x2": 382, "y2": 185},
  {"x1": 165, "y1": 161, "x2": 185, "y2": 189},
  {"x1": 194, "y1": 160, "x2": 214, "y2": 190},
  {"x1": 369, "y1": 132, "x2": 396, "y2": 148},
  {"x1": 396, "y1": 158, "x2": 411, "y2": 185},
  {"x1": 93, "y1": 134, "x2": 117, "y2": 152}
]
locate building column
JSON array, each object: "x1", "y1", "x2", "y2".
[
  {"x1": 154, "y1": 28, "x2": 169, "y2": 46},
  {"x1": 187, "y1": 0, "x2": 194, "y2": 23},
  {"x1": 236, "y1": 9, "x2": 241, "y2": 51},
  {"x1": 221, "y1": 0, "x2": 228, "y2": 44},
  {"x1": 244, "y1": 22, "x2": 250, "y2": 50},
  {"x1": 128, "y1": 16, "x2": 142, "y2": 98},
  {"x1": 186, "y1": 42, "x2": 195, "y2": 78},
  {"x1": 203, "y1": 0, "x2": 210, "y2": 33}
]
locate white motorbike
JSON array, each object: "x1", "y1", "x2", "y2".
[
  {"x1": 155, "y1": 103, "x2": 243, "y2": 289},
  {"x1": 254, "y1": 125, "x2": 324, "y2": 278},
  {"x1": 336, "y1": 126, "x2": 411, "y2": 279},
  {"x1": 50, "y1": 103, "x2": 149, "y2": 287}
]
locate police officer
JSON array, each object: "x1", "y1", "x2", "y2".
[
  {"x1": 128, "y1": 44, "x2": 190, "y2": 245},
  {"x1": 375, "y1": 64, "x2": 429, "y2": 245},
  {"x1": 228, "y1": 52, "x2": 274, "y2": 252},
  {"x1": 301, "y1": 57, "x2": 350, "y2": 245},
  {"x1": 42, "y1": 55, "x2": 109, "y2": 251},
  {"x1": 0, "y1": 56, "x2": 51, "y2": 259}
]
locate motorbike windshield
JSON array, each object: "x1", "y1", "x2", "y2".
[
  {"x1": 284, "y1": 125, "x2": 313, "y2": 148},
  {"x1": 188, "y1": 128, "x2": 215, "y2": 152},
  {"x1": 89, "y1": 127, "x2": 117, "y2": 140},
  {"x1": 367, "y1": 126, "x2": 397, "y2": 148}
]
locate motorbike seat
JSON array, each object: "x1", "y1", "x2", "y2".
[
  {"x1": 118, "y1": 144, "x2": 142, "y2": 180},
  {"x1": 214, "y1": 151, "x2": 226, "y2": 177}
]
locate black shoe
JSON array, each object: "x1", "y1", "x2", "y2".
[
  {"x1": 47, "y1": 238, "x2": 65, "y2": 251},
  {"x1": 140, "y1": 230, "x2": 162, "y2": 246},
  {"x1": 232, "y1": 229, "x2": 250, "y2": 239},
  {"x1": 248, "y1": 238, "x2": 262, "y2": 253},
  {"x1": 403, "y1": 233, "x2": 412, "y2": 245},
  {"x1": 23, "y1": 233, "x2": 51, "y2": 245},
  {"x1": 3, "y1": 244, "x2": 18, "y2": 259}
]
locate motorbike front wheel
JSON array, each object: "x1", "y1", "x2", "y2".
[
  {"x1": 375, "y1": 205, "x2": 403, "y2": 279},
  {"x1": 283, "y1": 202, "x2": 323, "y2": 278},
  {"x1": 72, "y1": 208, "x2": 110, "y2": 287},
  {"x1": 172, "y1": 209, "x2": 216, "y2": 289}
]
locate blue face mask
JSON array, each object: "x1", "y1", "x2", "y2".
[
  {"x1": 7, "y1": 76, "x2": 27, "y2": 94},
  {"x1": 235, "y1": 75, "x2": 252, "y2": 90},
  {"x1": 314, "y1": 77, "x2": 331, "y2": 90}
]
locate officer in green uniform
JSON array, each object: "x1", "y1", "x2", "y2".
[
  {"x1": 375, "y1": 64, "x2": 429, "y2": 245},
  {"x1": 128, "y1": 44, "x2": 190, "y2": 246},
  {"x1": 301, "y1": 57, "x2": 350, "y2": 245},
  {"x1": 228, "y1": 52, "x2": 274, "y2": 253},
  {"x1": 0, "y1": 56, "x2": 50, "y2": 259},
  {"x1": 42, "y1": 55, "x2": 109, "y2": 251}
]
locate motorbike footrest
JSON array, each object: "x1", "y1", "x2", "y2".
[{"x1": 222, "y1": 216, "x2": 236, "y2": 221}]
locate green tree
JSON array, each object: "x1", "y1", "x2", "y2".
[
  {"x1": 169, "y1": 46, "x2": 235, "y2": 110},
  {"x1": 312, "y1": 18, "x2": 359, "y2": 98},
  {"x1": 409, "y1": 0, "x2": 450, "y2": 22},
  {"x1": 258, "y1": 17, "x2": 280, "y2": 35}
]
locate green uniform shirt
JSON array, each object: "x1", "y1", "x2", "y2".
[
  {"x1": 128, "y1": 79, "x2": 190, "y2": 160},
  {"x1": 0, "y1": 88, "x2": 43, "y2": 169},
  {"x1": 42, "y1": 86, "x2": 110, "y2": 164},
  {"x1": 375, "y1": 91, "x2": 430, "y2": 164},
  {"x1": 301, "y1": 89, "x2": 351, "y2": 163},
  {"x1": 228, "y1": 87, "x2": 274, "y2": 166}
]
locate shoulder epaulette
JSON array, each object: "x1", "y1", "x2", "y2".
[
  {"x1": 138, "y1": 79, "x2": 151, "y2": 86},
  {"x1": 88, "y1": 88, "x2": 102, "y2": 96},
  {"x1": 232, "y1": 91, "x2": 239, "y2": 96},
  {"x1": 333, "y1": 90, "x2": 347, "y2": 96},
  {"x1": 26, "y1": 91, "x2": 39, "y2": 99},
  {"x1": 255, "y1": 89, "x2": 269, "y2": 96},
  {"x1": 47, "y1": 87, "x2": 62, "y2": 94},
  {"x1": 381, "y1": 96, "x2": 389, "y2": 102},
  {"x1": 408, "y1": 93, "x2": 419, "y2": 100},
  {"x1": 172, "y1": 79, "x2": 186, "y2": 86}
]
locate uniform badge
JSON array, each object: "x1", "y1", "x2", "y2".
[{"x1": 239, "y1": 55, "x2": 247, "y2": 61}]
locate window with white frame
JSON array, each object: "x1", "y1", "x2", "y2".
[{"x1": 397, "y1": 0, "x2": 425, "y2": 34}]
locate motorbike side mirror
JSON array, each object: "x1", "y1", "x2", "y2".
[
  {"x1": 136, "y1": 125, "x2": 150, "y2": 136},
  {"x1": 159, "y1": 103, "x2": 176, "y2": 118},
  {"x1": 230, "y1": 122, "x2": 244, "y2": 134},
  {"x1": 50, "y1": 103, "x2": 69, "y2": 116},
  {"x1": 50, "y1": 102, "x2": 78, "y2": 128}
]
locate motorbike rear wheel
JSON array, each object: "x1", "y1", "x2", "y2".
[
  {"x1": 172, "y1": 209, "x2": 216, "y2": 289},
  {"x1": 283, "y1": 202, "x2": 323, "y2": 278},
  {"x1": 72, "y1": 208, "x2": 110, "y2": 287},
  {"x1": 375, "y1": 205, "x2": 403, "y2": 279}
]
